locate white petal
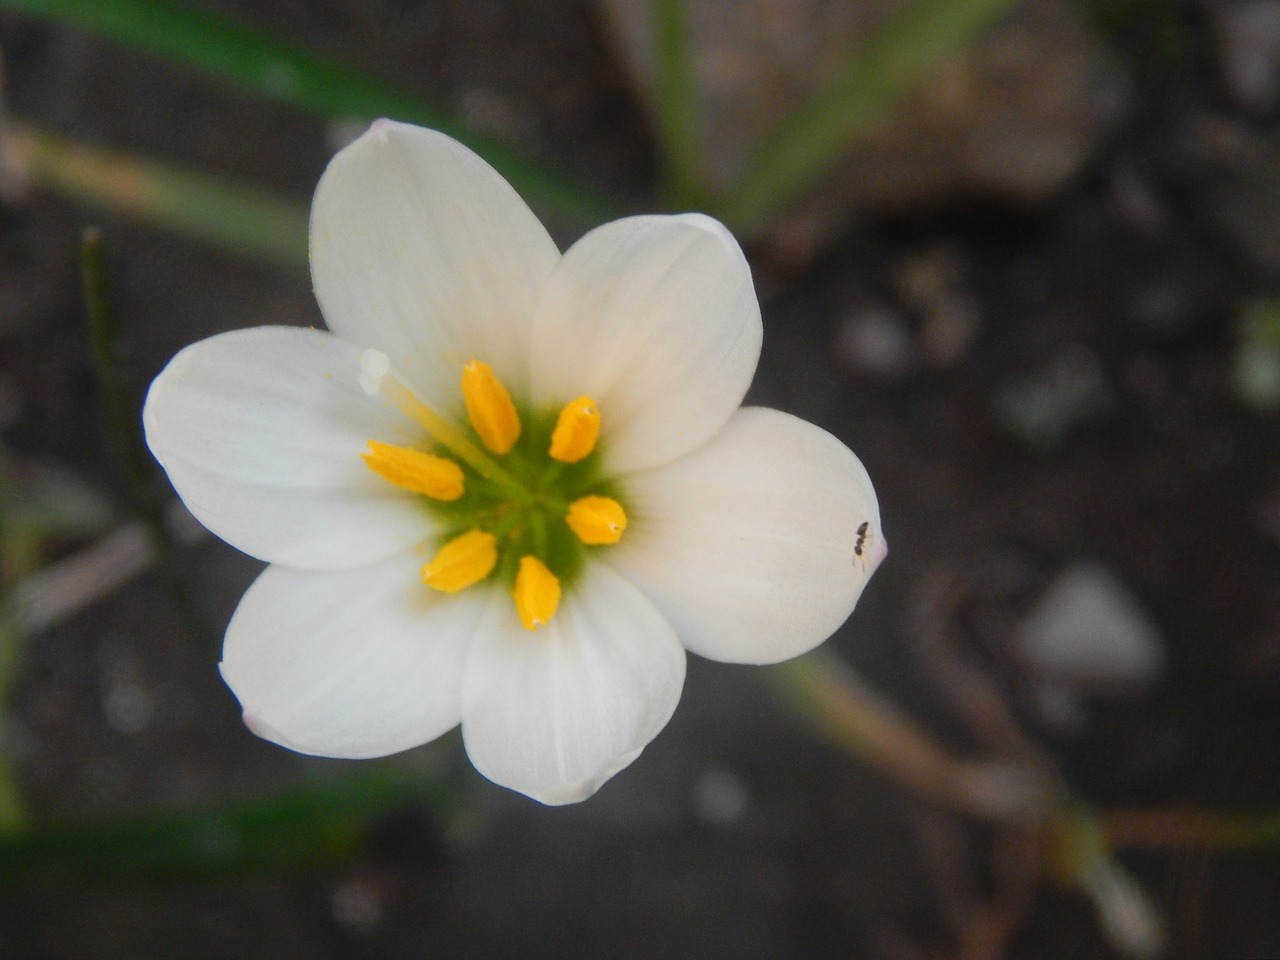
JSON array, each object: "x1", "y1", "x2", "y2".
[
  {"x1": 310, "y1": 120, "x2": 561, "y2": 410},
  {"x1": 608, "y1": 407, "x2": 883, "y2": 665},
  {"x1": 461, "y1": 563, "x2": 686, "y2": 804},
  {"x1": 528, "y1": 214, "x2": 762, "y2": 473},
  {"x1": 144, "y1": 327, "x2": 433, "y2": 569},
  {"x1": 220, "y1": 554, "x2": 486, "y2": 759}
]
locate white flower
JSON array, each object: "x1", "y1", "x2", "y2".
[{"x1": 142, "y1": 119, "x2": 885, "y2": 805}]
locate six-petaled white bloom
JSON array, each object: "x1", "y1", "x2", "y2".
[{"x1": 143, "y1": 119, "x2": 885, "y2": 804}]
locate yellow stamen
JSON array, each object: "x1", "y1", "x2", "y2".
[
  {"x1": 362, "y1": 440, "x2": 464, "y2": 500},
  {"x1": 462, "y1": 360, "x2": 521, "y2": 455},
  {"x1": 565, "y1": 495, "x2": 627, "y2": 545},
  {"x1": 548, "y1": 395, "x2": 601, "y2": 463},
  {"x1": 513, "y1": 555, "x2": 560, "y2": 631},
  {"x1": 360, "y1": 349, "x2": 524, "y2": 496},
  {"x1": 421, "y1": 530, "x2": 497, "y2": 593}
]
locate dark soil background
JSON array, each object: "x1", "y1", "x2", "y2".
[{"x1": 1, "y1": 2, "x2": 1279, "y2": 958}]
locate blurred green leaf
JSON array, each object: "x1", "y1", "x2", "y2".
[
  {"x1": 0, "y1": 769, "x2": 466, "y2": 883},
  {"x1": 0, "y1": 0, "x2": 621, "y2": 225},
  {"x1": 717, "y1": 0, "x2": 1019, "y2": 231},
  {"x1": 1235, "y1": 300, "x2": 1280, "y2": 413}
]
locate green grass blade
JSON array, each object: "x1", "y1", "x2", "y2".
[
  {"x1": 0, "y1": 0, "x2": 621, "y2": 225},
  {"x1": 0, "y1": 752, "x2": 24, "y2": 833},
  {"x1": 652, "y1": 0, "x2": 705, "y2": 207},
  {"x1": 0, "y1": 610, "x2": 27, "y2": 831},
  {"x1": 7, "y1": 122, "x2": 310, "y2": 270},
  {"x1": 717, "y1": 0, "x2": 1019, "y2": 231}
]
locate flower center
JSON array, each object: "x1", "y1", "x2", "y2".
[{"x1": 359, "y1": 350, "x2": 627, "y2": 631}]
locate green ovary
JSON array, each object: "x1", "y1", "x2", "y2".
[{"x1": 361, "y1": 359, "x2": 628, "y2": 630}]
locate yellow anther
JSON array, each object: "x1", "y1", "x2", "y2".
[
  {"x1": 549, "y1": 395, "x2": 600, "y2": 463},
  {"x1": 513, "y1": 555, "x2": 560, "y2": 631},
  {"x1": 421, "y1": 530, "x2": 497, "y2": 594},
  {"x1": 461, "y1": 360, "x2": 521, "y2": 455},
  {"x1": 565, "y1": 495, "x2": 627, "y2": 545},
  {"x1": 362, "y1": 440, "x2": 465, "y2": 501}
]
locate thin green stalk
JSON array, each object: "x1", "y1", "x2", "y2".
[
  {"x1": 81, "y1": 229, "x2": 215, "y2": 650},
  {"x1": 1104, "y1": 807, "x2": 1280, "y2": 850},
  {"x1": 0, "y1": 758, "x2": 24, "y2": 834},
  {"x1": 717, "y1": 0, "x2": 1019, "y2": 231},
  {"x1": 653, "y1": 0, "x2": 706, "y2": 207},
  {"x1": 0, "y1": 612, "x2": 26, "y2": 832},
  {"x1": 6, "y1": 124, "x2": 309, "y2": 271},
  {"x1": 83, "y1": 228, "x2": 157, "y2": 502},
  {"x1": 0, "y1": 0, "x2": 621, "y2": 225}
]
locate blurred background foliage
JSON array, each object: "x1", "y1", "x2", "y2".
[{"x1": 0, "y1": 1, "x2": 1278, "y2": 958}]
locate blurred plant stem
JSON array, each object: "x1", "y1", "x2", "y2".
[
  {"x1": 0, "y1": 614, "x2": 26, "y2": 832},
  {"x1": 3, "y1": 123, "x2": 309, "y2": 270},
  {"x1": 0, "y1": 452, "x2": 120, "y2": 829},
  {"x1": 652, "y1": 0, "x2": 707, "y2": 208},
  {"x1": 1050, "y1": 810, "x2": 1166, "y2": 958},
  {"x1": 83, "y1": 228, "x2": 155, "y2": 504},
  {"x1": 0, "y1": 0, "x2": 620, "y2": 226},
  {"x1": 767, "y1": 648, "x2": 1280, "y2": 959},
  {"x1": 81, "y1": 229, "x2": 214, "y2": 650},
  {"x1": 0, "y1": 763, "x2": 24, "y2": 832},
  {"x1": 771, "y1": 648, "x2": 1054, "y2": 822},
  {"x1": 1103, "y1": 807, "x2": 1280, "y2": 849},
  {"x1": 715, "y1": 0, "x2": 1019, "y2": 232},
  {"x1": 1235, "y1": 300, "x2": 1280, "y2": 412}
]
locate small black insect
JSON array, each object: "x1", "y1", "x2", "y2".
[{"x1": 853, "y1": 521, "x2": 870, "y2": 566}]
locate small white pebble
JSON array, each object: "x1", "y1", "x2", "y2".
[
  {"x1": 331, "y1": 879, "x2": 383, "y2": 933},
  {"x1": 834, "y1": 307, "x2": 914, "y2": 378},
  {"x1": 1019, "y1": 562, "x2": 1166, "y2": 693},
  {"x1": 692, "y1": 768, "x2": 749, "y2": 829},
  {"x1": 103, "y1": 682, "x2": 153, "y2": 734}
]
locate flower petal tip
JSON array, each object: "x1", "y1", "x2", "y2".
[
  {"x1": 673, "y1": 212, "x2": 742, "y2": 257},
  {"x1": 520, "y1": 747, "x2": 646, "y2": 806},
  {"x1": 240, "y1": 706, "x2": 294, "y2": 749},
  {"x1": 367, "y1": 117, "x2": 395, "y2": 141},
  {"x1": 523, "y1": 780, "x2": 600, "y2": 806},
  {"x1": 859, "y1": 536, "x2": 887, "y2": 577},
  {"x1": 675, "y1": 211, "x2": 729, "y2": 237}
]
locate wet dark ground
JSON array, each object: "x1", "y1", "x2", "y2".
[{"x1": 1, "y1": 2, "x2": 1279, "y2": 958}]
